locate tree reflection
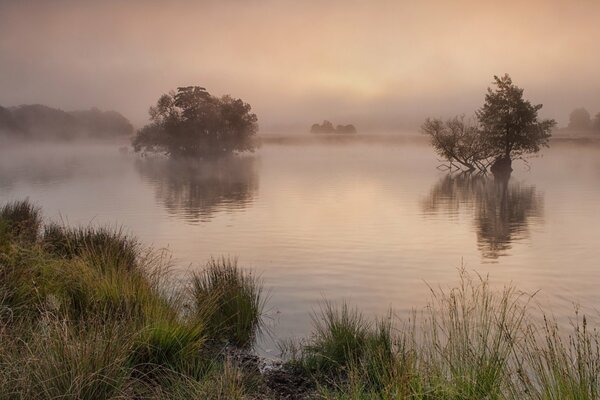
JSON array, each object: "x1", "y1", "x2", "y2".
[
  {"x1": 135, "y1": 156, "x2": 258, "y2": 223},
  {"x1": 423, "y1": 173, "x2": 543, "y2": 260}
]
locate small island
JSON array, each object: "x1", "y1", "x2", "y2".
[{"x1": 310, "y1": 120, "x2": 357, "y2": 134}]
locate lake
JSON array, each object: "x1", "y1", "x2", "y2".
[{"x1": 1, "y1": 136, "x2": 599, "y2": 355}]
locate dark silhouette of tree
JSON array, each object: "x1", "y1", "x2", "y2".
[
  {"x1": 568, "y1": 108, "x2": 592, "y2": 130},
  {"x1": 592, "y1": 112, "x2": 600, "y2": 132},
  {"x1": 69, "y1": 108, "x2": 133, "y2": 138},
  {"x1": 135, "y1": 155, "x2": 258, "y2": 223},
  {"x1": 310, "y1": 120, "x2": 357, "y2": 134},
  {"x1": 423, "y1": 173, "x2": 543, "y2": 260},
  {"x1": 477, "y1": 74, "x2": 555, "y2": 172},
  {"x1": 0, "y1": 104, "x2": 133, "y2": 140},
  {"x1": 335, "y1": 124, "x2": 357, "y2": 134},
  {"x1": 132, "y1": 86, "x2": 258, "y2": 158},
  {"x1": 422, "y1": 74, "x2": 555, "y2": 174},
  {"x1": 310, "y1": 120, "x2": 336, "y2": 133},
  {"x1": 0, "y1": 106, "x2": 21, "y2": 136},
  {"x1": 421, "y1": 116, "x2": 491, "y2": 171}
]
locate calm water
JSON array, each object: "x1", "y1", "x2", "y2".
[{"x1": 1, "y1": 137, "x2": 599, "y2": 354}]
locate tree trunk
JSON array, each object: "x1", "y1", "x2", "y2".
[{"x1": 490, "y1": 155, "x2": 512, "y2": 176}]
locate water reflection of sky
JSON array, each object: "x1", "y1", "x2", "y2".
[{"x1": 1, "y1": 140, "x2": 599, "y2": 353}]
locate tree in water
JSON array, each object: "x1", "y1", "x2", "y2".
[
  {"x1": 133, "y1": 86, "x2": 258, "y2": 158},
  {"x1": 477, "y1": 74, "x2": 555, "y2": 173},
  {"x1": 421, "y1": 115, "x2": 492, "y2": 172},
  {"x1": 422, "y1": 74, "x2": 555, "y2": 174}
]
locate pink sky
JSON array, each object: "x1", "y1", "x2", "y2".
[{"x1": 1, "y1": 0, "x2": 599, "y2": 130}]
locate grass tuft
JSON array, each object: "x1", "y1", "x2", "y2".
[
  {"x1": 0, "y1": 199, "x2": 41, "y2": 243},
  {"x1": 190, "y1": 257, "x2": 265, "y2": 348}
]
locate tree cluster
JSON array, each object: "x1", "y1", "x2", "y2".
[
  {"x1": 567, "y1": 107, "x2": 600, "y2": 132},
  {"x1": 132, "y1": 86, "x2": 258, "y2": 158},
  {"x1": 310, "y1": 120, "x2": 357, "y2": 134},
  {"x1": 0, "y1": 104, "x2": 133, "y2": 140},
  {"x1": 422, "y1": 74, "x2": 556, "y2": 174}
]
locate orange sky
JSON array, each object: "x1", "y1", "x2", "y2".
[{"x1": 1, "y1": 0, "x2": 599, "y2": 130}]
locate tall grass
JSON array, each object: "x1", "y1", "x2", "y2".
[
  {"x1": 519, "y1": 312, "x2": 600, "y2": 399},
  {"x1": 190, "y1": 257, "x2": 265, "y2": 348},
  {"x1": 296, "y1": 271, "x2": 600, "y2": 400},
  {"x1": 0, "y1": 199, "x2": 41, "y2": 244},
  {"x1": 0, "y1": 200, "x2": 267, "y2": 399}
]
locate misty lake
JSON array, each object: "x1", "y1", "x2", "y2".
[{"x1": 1, "y1": 137, "x2": 599, "y2": 354}]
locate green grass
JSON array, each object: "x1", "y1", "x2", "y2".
[
  {"x1": 0, "y1": 199, "x2": 41, "y2": 244},
  {"x1": 189, "y1": 257, "x2": 265, "y2": 348},
  {"x1": 299, "y1": 273, "x2": 600, "y2": 400},
  {"x1": 0, "y1": 199, "x2": 267, "y2": 399}
]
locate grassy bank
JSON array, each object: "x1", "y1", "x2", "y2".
[{"x1": 1, "y1": 200, "x2": 599, "y2": 399}]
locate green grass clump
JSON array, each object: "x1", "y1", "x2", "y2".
[
  {"x1": 0, "y1": 199, "x2": 41, "y2": 244},
  {"x1": 296, "y1": 271, "x2": 532, "y2": 399},
  {"x1": 0, "y1": 200, "x2": 267, "y2": 399},
  {"x1": 190, "y1": 257, "x2": 265, "y2": 348},
  {"x1": 43, "y1": 223, "x2": 140, "y2": 271},
  {"x1": 129, "y1": 319, "x2": 208, "y2": 379},
  {"x1": 19, "y1": 320, "x2": 133, "y2": 400}
]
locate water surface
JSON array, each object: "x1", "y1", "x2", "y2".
[{"x1": 1, "y1": 137, "x2": 599, "y2": 354}]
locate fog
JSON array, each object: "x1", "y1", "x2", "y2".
[{"x1": 1, "y1": 0, "x2": 600, "y2": 131}]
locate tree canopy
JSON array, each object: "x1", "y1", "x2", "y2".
[
  {"x1": 422, "y1": 74, "x2": 556, "y2": 173},
  {"x1": 132, "y1": 86, "x2": 258, "y2": 157},
  {"x1": 568, "y1": 108, "x2": 592, "y2": 130},
  {"x1": 0, "y1": 104, "x2": 133, "y2": 140},
  {"x1": 310, "y1": 120, "x2": 357, "y2": 134}
]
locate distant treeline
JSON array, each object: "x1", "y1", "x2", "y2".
[
  {"x1": 564, "y1": 108, "x2": 600, "y2": 132},
  {"x1": 0, "y1": 104, "x2": 133, "y2": 140},
  {"x1": 310, "y1": 120, "x2": 357, "y2": 134}
]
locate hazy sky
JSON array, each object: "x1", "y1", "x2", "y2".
[{"x1": 1, "y1": 0, "x2": 599, "y2": 131}]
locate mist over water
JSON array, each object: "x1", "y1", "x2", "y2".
[{"x1": 1, "y1": 138, "x2": 599, "y2": 353}]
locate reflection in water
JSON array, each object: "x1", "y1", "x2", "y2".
[
  {"x1": 135, "y1": 156, "x2": 258, "y2": 223},
  {"x1": 423, "y1": 173, "x2": 543, "y2": 260},
  {"x1": 0, "y1": 144, "x2": 127, "y2": 191}
]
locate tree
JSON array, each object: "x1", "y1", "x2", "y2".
[
  {"x1": 310, "y1": 120, "x2": 357, "y2": 134},
  {"x1": 593, "y1": 112, "x2": 600, "y2": 132},
  {"x1": 568, "y1": 107, "x2": 592, "y2": 130},
  {"x1": 132, "y1": 86, "x2": 258, "y2": 157},
  {"x1": 476, "y1": 74, "x2": 555, "y2": 172},
  {"x1": 422, "y1": 74, "x2": 555, "y2": 174},
  {"x1": 336, "y1": 124, "x2": 357, "y2": 134},
  {"x1": 422, "y1": 116, "x2": 491, "y2": 171},
  {"x1": 310, "y1": 120, "x2": 336, "y2": 133}
]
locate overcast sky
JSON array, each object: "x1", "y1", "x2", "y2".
[{"x1": 1, "y1": 0, "x2": 599, "y2": 131}]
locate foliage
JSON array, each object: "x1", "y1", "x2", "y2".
[
  {"x1": 422, "y1": 115, "x2": 491, "y2": 171},
  {"x1": 0, "y1": 104, "x2": 133, "y2": 140},
  {"x1": 477, "y1": 74, "x2": 555, "y2": 161},
  {"x1": 311, "y1": 120, "x2": 357, "y2": 134},
  {"x1": 132, "y1": 86, "x2": 258, "y2": 157},
  {"x1": 568, "y1": 108, "x2": 592, "y2": 130},
  {"x1": 593, "y1": 112, "x2": 600, "y2": 131},
  {"x1": 422, "y1": 74, "x2": 556, "y2": 172}
]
